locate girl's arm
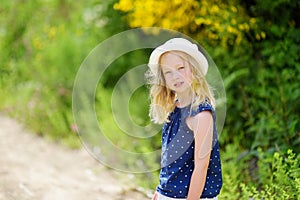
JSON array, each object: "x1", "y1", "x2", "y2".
[
  {"x1": 186, "y1": 111, "x2": 213, "y2": 200},
  {"x1": 152, "y1": 191, "x2": 158, "y2": 200}
]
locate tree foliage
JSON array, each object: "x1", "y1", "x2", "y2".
[
  {"x1": 114, "y1": 0, "x2": 264, "y2": 49},
  {"x1": 113, "y1": 0, "x2": 300, "y2": 152}
]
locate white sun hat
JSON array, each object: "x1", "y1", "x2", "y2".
[{"x1": 148, "y1": 38, "x2": 208, "y2": 76}]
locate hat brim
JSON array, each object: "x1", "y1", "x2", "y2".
[{"x1": 148, "y1": 39, "x2": 208, "y2": 75}]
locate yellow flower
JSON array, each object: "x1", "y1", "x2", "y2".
[
  {"x1": 231, "y1": 6, "x2": 237, "y2": 13},
  {"x1": 235, "y1": 34, "x2": 242, "y2": 44},
  {"x1": 214, "y1": 22, "x2": 223, "y2": 32},
  {"x1": 261, "y1": 31, "x2": 266, "y2": 39},
  {"x1": 211, "y1": 5, "x2": 219, "y2": 14},
  {"x1": 48, "y1": 27, "x2": 57, "y2": 39},
  {"x1": 204, "y1": 18, "x2": 213, "y2": 25},
  {"x1": 250, "y1": 18, "x2": 256, "y2": 24},
  {"x1": 33, "y1": 37, "x2": 44, "y2": 50},
  {"x1": 238, "y1": 24, "x2": 244, "y2": 30},
  {"x1": 195, "y1": 18, "x2": 205, "y2": 25},
  {"x1": 113, "y1": 0, "x2": 134, "y2": 12},
  {"x1": 114, "y1": 0, "x2": 255, "y2": 48},
  {"x1": 255, "y1": 33, "x2": 261, "y2": 40},
  {"x1": 208, "y1": 32, "x2": 218, "y2": 40},
  {"x1": 238, "y1": 23, "x2": 250, "y2": 32},
  {"x1": 227, "y1": 26, "x2": 235, "y2": 33},
  {"x1": 231, "y1": 19, "x2": 237, "y2": 25},
  {"x1": 244, "y1": 23, "x2": 250, "y2": 31}
]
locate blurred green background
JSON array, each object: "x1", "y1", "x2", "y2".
[{"x1": 0, "y1": 0, "x2": 299, "y2": 199}]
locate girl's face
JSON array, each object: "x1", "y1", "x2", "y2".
[{"x1": 160, "y1": 52, "x2": 193, "y2": 94}]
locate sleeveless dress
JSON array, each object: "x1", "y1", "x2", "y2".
[{"x1": 156, "y1": 99, "x2": 222, "y2": 199}]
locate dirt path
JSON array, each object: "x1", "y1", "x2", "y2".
[{"x1": 0, "y1": 114, "x2": 151, "y2": 200}]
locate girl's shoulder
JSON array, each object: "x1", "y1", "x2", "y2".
[
  {"x1": 186, "y1": 99, "x2": 214, "y2": 132},
  {"x1": 188, "y1": 98, "x2": 214, "y2": 117},
  {"x1": 197, "y1": 98, "x2": 214, "y2": 112}
]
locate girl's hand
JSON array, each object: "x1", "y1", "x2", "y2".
[{"x1": 152, "y1": 191, "x2": 158, "y2": 200}]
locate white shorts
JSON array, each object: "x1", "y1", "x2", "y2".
[{"x1": 157, "y1": 193, "x2": 218, "y2": 200}]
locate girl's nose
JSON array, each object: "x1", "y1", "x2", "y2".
[{"x1": 172, "y1": 71, "x2": 181, "y2": 80}]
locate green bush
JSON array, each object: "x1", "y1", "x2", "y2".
[
  {"x1": 0, "y1": 0, "x2": 101, "y2": 147},
  {"x1": 240, "y1": 149, "x2": 300, "y2": 200},
  {"x1": 219, "y1": 147, "x2": 300, "y2": 199}
]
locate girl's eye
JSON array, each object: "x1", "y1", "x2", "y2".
[
  {"x1": 178, "y1": 66, "x2": 185, "y2": 70},
  {"x1": 164, "y1": 71, "x2": 171, "y2": 75}
]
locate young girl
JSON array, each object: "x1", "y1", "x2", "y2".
[{"x1": 147, "y1": 38, "x2": 222, "y2": 200}]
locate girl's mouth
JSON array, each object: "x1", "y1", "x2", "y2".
[{"x1": 174, "y1": 81, "x2": 184, "y2": 87}]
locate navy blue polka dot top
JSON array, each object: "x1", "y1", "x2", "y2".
[{"x1": 157, "y1": 99, "x2": 222, "y2": 199}]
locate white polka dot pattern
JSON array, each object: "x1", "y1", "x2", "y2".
[{"x1": 157, "y1": 100, "x2": 222, "y2": 199}]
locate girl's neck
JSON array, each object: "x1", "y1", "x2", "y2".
[{"x1": 176, "y1": 90, "x2": 194, "y2": 108}]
